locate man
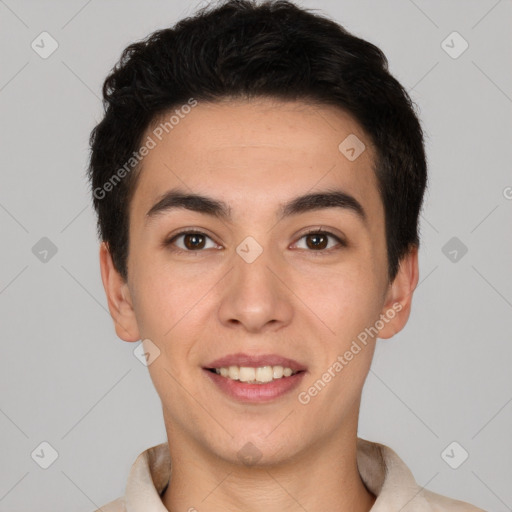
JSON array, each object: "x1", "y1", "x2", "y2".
[{"x1": 88, "y1": 0, "x2": 485, "y2": 510}]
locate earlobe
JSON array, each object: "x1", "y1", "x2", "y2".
[
  {"x1": 99, "y1": 242, "x2": 141, "y2": 342},
  {"x1": 377, "y1": 245, "x2": 420, "y2": 340}
]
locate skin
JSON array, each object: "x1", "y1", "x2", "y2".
[{"x1": 99, "y1": 97, "x2": 419, "y2": 512}]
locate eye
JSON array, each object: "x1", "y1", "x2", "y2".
[
  {"x1": 293, "y1": 229, "x2": 346, "y2": 252},
  {"x1": 164, "y1": 228, "x2": 346, "y2": 254},
  {"x1": 165, "y1": 230, "x2": 219, "y2": 252}
]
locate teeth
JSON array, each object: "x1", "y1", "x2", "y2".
[
  {"x1": 256, "y1": 366, "x2": 273, "y2": 383},
  {"x1": 213, "y1": 365, "x2": 299, "y2": 384},
  {"x1": 273, "y1": 366, "x2": 283, "y2": 379},
  {"x1": 228, "y1": 365, "x2": 239, "y2": 380},
  {"x1": 239, "y1": 366, "x2": 255, "y2": 382}
]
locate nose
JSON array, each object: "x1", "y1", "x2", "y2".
[{"x1": 216, "y1": 244, "x2": 294, "y2": 334}]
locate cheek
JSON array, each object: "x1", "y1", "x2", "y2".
[
  {"x1": 129, "y1": 262, "x2": 188, "y2": 341},
  {"x1": 129, "y1": 259, "x2": 219, "y2": 368},
  {"x1": 299, "y1": 258, "x2": 382, "y2": 335},
  {"x1": 299, "y1": 269, "x2": 380, "y2": 412}
]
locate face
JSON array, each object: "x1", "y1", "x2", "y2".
[{"x1": 100, "y1": 97, "x2": 418, "y2": 466}]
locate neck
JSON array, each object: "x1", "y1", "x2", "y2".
[{"x1": 160, "y1": 420, "x2": 376, "y2": 512}]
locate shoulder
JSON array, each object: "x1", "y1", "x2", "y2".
[
  {"x1": 92, "y1": 496, "x2": 126, "y2": 512},
  {"x1": 421, "y1": 488, "x2": 487, "y2": 511}
]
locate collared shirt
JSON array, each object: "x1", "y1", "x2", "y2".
[{"x1": 95, "y1": 437, "x2": 486, "y2": 511}]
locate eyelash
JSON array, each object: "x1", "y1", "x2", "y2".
[{"x1": 164, "y1": 228, "x2": 346, "y2": 254}]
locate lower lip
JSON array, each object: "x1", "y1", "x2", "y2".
[{"x1": 203, "y1": 369, "x2": 306, "y2": 403}]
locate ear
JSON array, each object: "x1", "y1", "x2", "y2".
[
  {"x1": 99, "y1": 241, "x2": 140, "y2": 342},
  {"x1": 377, "y1": 245, "x2": 419, "y2": 340}
]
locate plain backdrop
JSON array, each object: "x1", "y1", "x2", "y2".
[{"x1": 0, "y1": 0, "x2": 511, "y2": 511}]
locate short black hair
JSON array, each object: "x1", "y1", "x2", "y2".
[{"x1": 87, "y1": 0, "x2": 428, "y2": 283}]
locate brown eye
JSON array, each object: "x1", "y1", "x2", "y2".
[
  {"x1": 165, "y1": 231, "x2": 218, "y2": 252},
  {"x1": 294, "y1": 230, "x2": 345, "y2": 252},
  {"x1": 305, "y1": 233, "x2": 329, "y2": 250},
  {"x1": 183, "y1": 233, "x2": 206, "y2": 250}
]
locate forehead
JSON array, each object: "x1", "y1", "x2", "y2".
[{"x1": 131, "y1": 98, "x2": 382, "y2": 227}]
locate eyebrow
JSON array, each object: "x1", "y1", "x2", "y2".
[{"x1": 145, "y1": 187, "x2": 367, "y2": 226}]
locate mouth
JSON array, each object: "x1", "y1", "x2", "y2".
[
  {"x1": 202, "y1": 353, "x2": 307, "y2": 403},
  {"x1": 205, "y1": 365, "x2": 304, "y2": 384}
]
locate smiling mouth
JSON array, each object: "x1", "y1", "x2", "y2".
[{"x1": 206, "y1": 365, "x2": 304, "y2": 384}]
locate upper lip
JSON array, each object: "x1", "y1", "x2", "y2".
[{"x1": 205, "y1": 353, "x2": 307, "y2": 371}]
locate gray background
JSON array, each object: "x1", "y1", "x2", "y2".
[{"x1": 1, "y1": 0, "x2": 511, "y2": 510}]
